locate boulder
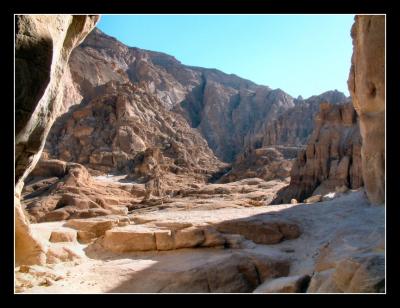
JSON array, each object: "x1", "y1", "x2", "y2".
[{"x1": 49, "y1": 229, "x2": 77, "y2": 243}]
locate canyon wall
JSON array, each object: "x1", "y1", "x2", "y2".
[
  {"x1": 15, "y1": 15, "x2": 99, "y2": 265},
  {"x1": 55, "y1": 28, "x2": 302, "y2": 162},
  {"x1": 348, "y1": 15, "x2": 385, "y2": 204},
  {"x1": 273, "y1": 102, "x2": 363, "y2": 203}
]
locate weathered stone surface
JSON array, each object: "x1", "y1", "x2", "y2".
[
  {"x1": 248, "y1": 90, "x2": 348, "y2": 150},
  {"x1": 64, "y1": 217, "x2": 118, "y2": 236},
  {"x1": 103, "y1": 225, "x2": 157, "y2": 253},
  {"x1": 174, "y1": 227, "x2": 205, "y2": 249},
  {"x1": 309, "y1": 253, "x2": 384, "y2": 293},
  {"x1": 304, "y1": 195, "x2": 322, "y2": 204},
  {"x1": 15, "y1": 14, "x2": 99, "y2": 266},
  {"x1": 23, "y1": 160, "x2": 134, "y2": 222},
  {"x1": 219, "y1": 146, "x2": 297, "y2": 183},
  {"x1": 308, "y1": 216, "x2": 385, "y2": 293},
  {"x1": 49, "y1": 229, "x2": 77, "y2": 243},
  {"x1": 253, "y1": 274, "x2": 310, "y2": 293},
  {"x1": 273, "y1": 102, "x2": 363, "y2": 203},
  {"x1": 348, "y1": 15, "x2": 385, "y2": 204},
  {"x1": 215, "y1": 219, "x2": 301, "y2": 244}
]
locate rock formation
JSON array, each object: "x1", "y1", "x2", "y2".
[
  {"x1": 348, "y1": 15, "x2": 385, "y2": 204},
  {"x1": 44, "y1": 81, "x2": 223, "y2": 178},
  {"x1": 246, "y1": 90, "x2": 348, "y2": 149},
  {"x1": 15, "y1": 15, "x2": 99, "y2": 265},
  {"x1": 55, "y1": 28, "x2": 303, "y2": 162},
  {"x1": 218, "y1": 146, "x2": 300, "y2": 183},
  {"x1": 273, "y1": 102, "x2": 363, "y2": 203}
]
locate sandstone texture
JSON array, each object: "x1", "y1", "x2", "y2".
[
  {"x1": 348, "y1": 15, "x2": 385, "y2": 204},
  {"x1": 273, "y1": 102, "x2": 363, "y2": 203},
  {"x1": 15, "y1": 14, "x2": 99, "y2": 266}
]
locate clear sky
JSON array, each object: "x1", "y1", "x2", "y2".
[{"x1": 97, "y1": 14, "x2": 355, "y2": 98}]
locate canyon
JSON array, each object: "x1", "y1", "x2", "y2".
[{"x1": 14, "y1": 15, "x2": 385, "y2": 294}]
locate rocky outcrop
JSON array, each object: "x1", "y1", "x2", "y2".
[
  {"x1": 273, "y1": 102, "x2": 363, "y2": 203},
  {"x1": 348, "y1": 15, "x2": 385, "y2": 204},
  {"x1": 308, "y1": 218, "x2": 384, "y2": 293},
  {"x1": 246, "y1": 90, "x2": 348, "y2": 149},
  {"x1": 45, "y1": 81, "x2": 223, "y2": 178},
  {"x1": 58, "y1": 28, "x2": 302, "y2": 162},
  {"x1": 15, "y1": 15, "x2": 99, "y2": 265},
  {"x1": 22, "y1": 159, "x2": 138, "y2": 223},
  {"x1": 218, "y1": 146, "x2": 300, "y2": 183}
]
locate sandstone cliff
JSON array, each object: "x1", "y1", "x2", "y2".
[
  {"x1": 272, "y1": 102, "x2": 363, "y2": 203},
  {"x1": 15, "y1": 15, "x2": 99, "y2": 265},
  {"x1": 348, "y1": 15, "x2": 385, "y2": 204}
]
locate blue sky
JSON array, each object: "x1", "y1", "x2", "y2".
[{"x1": 97, "y1": 14, "x2": 355, "y2": 98}]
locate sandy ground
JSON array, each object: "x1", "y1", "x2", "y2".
[{"x1": 16, "y1": 185, "x2": 384, "y2": 293}]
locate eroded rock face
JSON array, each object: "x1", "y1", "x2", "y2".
[
  {"x1": 273, "y1": 102, "x2": 363, "y2": 203},
  {"x1": 219, "y1": 146, "x2": 300, "y2": 183},
  {"x1": 45, "y1": 81, "x2": 223, "y2": 178},
  {"x1": 22, "y1": 160, "x2": 136, "y2": 222},
  {"x1": 55, "y1": 28, "x2": 305, "y2": 162},
  {"x1": 348, "y1": 15, "x2": 385, "y2": 204},
  {"x1": 308, "y1": 223, "x2": 385, "y2": 293},
  {"x1": 15, "y1": 14, "x2": 99, "y2": 265},
  {"x1": 247, "y1": 90, "x2": 348, "y2": 150}
]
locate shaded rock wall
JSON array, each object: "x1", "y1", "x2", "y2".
[
  {"x1": 348, "y1": 15, "x2": 385, "y2": 204},
  {"x1": 15, "y1": 14, "x2": 99, "y2": 265}
]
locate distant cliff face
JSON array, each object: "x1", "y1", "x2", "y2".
[
  {"x1": 246, "y1": 90, "x2": 349, "y2": 150},
  {"x1": 272, "y1": 102, "x2": 363, "y2": 203},
  {"x1": 61, "y1": 28, "x2": 300, "y2": 162},
  {"x1": 46, "y1": 27, "x2": 349, "y2": 173},
  {"x1": 348, "y1": 15, "x2": 385, "y2": 204}
]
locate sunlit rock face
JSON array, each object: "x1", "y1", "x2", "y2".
[
  {"x1": 348, "y1": 15, "x2": 385, "y2": 204},
  {"x1": 15, "y1": 14, "x2": 99, "y2": 265},
  {"x1": 272, "y1": 102, "x2": 363, "y2": 203}
]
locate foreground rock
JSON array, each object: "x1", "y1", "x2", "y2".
[
  {"x1": 15, "y1": 14, "x2": 99, "y2": 266},
  {"x1": 348, "y1": 15, "x2": 385, "y2": 204}
]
